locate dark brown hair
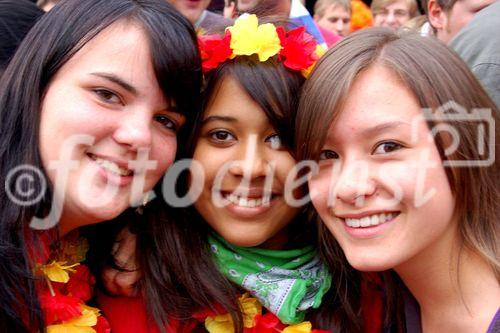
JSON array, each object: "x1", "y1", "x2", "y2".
[
  {"x1": 295, "y1": 27, "x2": 499, "y2": 331},
  {"x1": 136, "y1": 52, "x2": 353, "y2": 331},
  {"x1": 0, "y1": 0, "x2": 201, "y2": 330}
]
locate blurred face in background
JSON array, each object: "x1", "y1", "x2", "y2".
[
  {"x1": 373, "y1": 0, "x2": 412, "y2": 30},
  {"x1": 237, "y1": 0, "x2": 263, "y2": 12},
  {"x1": 169, "y1": 0, "x2": 211, "y2": 24},
  {"x1": 315, "y1": 4, "x2": 351, "y2": 36}
]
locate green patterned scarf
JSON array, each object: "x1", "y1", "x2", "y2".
[{"x1": 207, "y1": 233, "x2": 332, "y2": 324}]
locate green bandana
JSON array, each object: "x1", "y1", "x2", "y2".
[{"x1": 208, "y1": 233, "x2": 332, "y2": 324}]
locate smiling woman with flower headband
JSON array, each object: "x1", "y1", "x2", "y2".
[{"x1": 96, "y1": 14, "x2": 383, "y2": 333}]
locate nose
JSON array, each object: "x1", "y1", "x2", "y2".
[
  {"x1": 113, "y1": 108, "x2": 152, "y2": 150},
  {"x1": 334, "y1": 161, "x2": 376, "y2": 206},
  {"x1": 335, "y1": 21, "x2": 345, "y2": 35},
  {"x1": 229, "y1": 134, "x2": 269, "y2": 179},
  {"x1": 386, "y1": 12, "x2": 396, "y2": 25}
]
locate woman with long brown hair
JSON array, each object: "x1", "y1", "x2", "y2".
[{"x1": 296, "y1": 28, "x2": 499, "y2": 332}]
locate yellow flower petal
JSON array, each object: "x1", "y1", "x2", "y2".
[
  {"x1": 228, "y1": 14, "x2": 281, "y2": 61},
  {"x1": 255, "y1": 23, "x2": 281, "y2": 61},
  {"x1": 205, "y1": 314, "x2": 234, "y2": 333},
  {"x1": 47, "y1": 324, "x2": 95, "y2": 333},
  {"x1": 41, "y1": 261, "x2": 79, "y2": 283},
  {"x1": 283, "y1": 321, "x2": 312, "y2": 333},
  {"x1": 238, "y1": 294, "x2": 262, "y2": 327}
]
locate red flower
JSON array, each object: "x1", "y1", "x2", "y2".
[
  {"x1": 245, "y1": 312, "x2": 285, "y2": 333},
  {"x1": 277, "y1": 26, "x2": 318, "y2": 72},
  {"x1": 94, "y1": 315, "x2": 111, "y2": 333},
  {"x1": 198, "y1": 31, "x2": 233, "y2": 72},
  {"x1": 67, "y1": 264, "x2": 95, "y2": 301},
  {"x1": 39, "y1": 290, "x2": 83, "y2": 325}
]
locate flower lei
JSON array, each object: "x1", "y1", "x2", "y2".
[
  {"x1": 198, "y1": 293, "x2": 329, "y2": 333},
  {"x1": 35, "y1": 234, "x2": 110, "y2": 333},
  {"x1": 198, "y1": 14, "x2": 326, "y2": 77}
]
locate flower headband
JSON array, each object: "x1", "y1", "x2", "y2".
[{"x1": 198, "y1": 14, "x2": 326, "y2": 77}]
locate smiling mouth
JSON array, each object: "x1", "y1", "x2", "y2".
[
  {"x1": 341, "y1": 212, "x2": 400, "y2": 228},
  {"x1": 87, "y1": 153, "x2": 133, "y2": 177},
  {"x1": 221, "y1": 192, "x2": 277, "y2": 208}
]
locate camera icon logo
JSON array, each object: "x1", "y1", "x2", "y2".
[{"x1": 418, "y1": 101, "x2": 495, "y2": 167}]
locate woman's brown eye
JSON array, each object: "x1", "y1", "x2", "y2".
[
  {"x1": 373, "y1": 141, "x2": 403, "y2": 154},
  {"x1": 209, "y1": 130, "x2": 235, "y2": 142},
  {"x1": 319, "y1": 150, "x2": 339, "y2": 160}
]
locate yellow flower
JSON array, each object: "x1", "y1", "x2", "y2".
[
  {"x1": 228, "y1": 14, "x2": 281, "y2": 62},
  {"x1": 205, "y1": 314, "x2": 234, "y2": 333},
  {"x1": 239, "y1": 293, "x2": 262, "y2": 327},
  {"x1": 283, "y1": 321, "x2": 313, "y2": 333},
  {"x1": 205, "y1": 293, "x2": 262, "y2": 333},
  {"x1": 301, "y1": 44, "x2": 327, "y2": 77},
  {"x1": 40, "y1": 261, "x2": 80, "y2": 283},
  {"x1": 46, "y1": 305, "x2": 99, "y2": 333}
]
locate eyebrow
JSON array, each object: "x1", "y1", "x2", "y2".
[
  {"x1": 89, "y1": 72, "x2": 137, "y2": 95},
  {"x1": 201, "y1": 115, "x2": 238, "y2": 125},
  {"x1": 361, "y1": 121, "x2": 411, "y2": 137}
]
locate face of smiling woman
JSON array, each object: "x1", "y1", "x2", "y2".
[
  {"x1": 39, "y1": 21, "x2": 185, "y2": 235},
  {"x1": 309, "y1": 65, "x2": 457, "y2": 273},
  {"x1": 192, "y1": 75, "x2": 301, "y2": 249}
]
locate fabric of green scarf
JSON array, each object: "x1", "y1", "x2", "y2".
[{"x1": 208, "y1": 233, "x2": 332, "y2": 324}]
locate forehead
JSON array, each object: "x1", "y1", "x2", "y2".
[
  {"x1": 385, "y1": 0, "x2": 411, "y2": 10},
  {"x1": 51, "y1": 20, "x2": 154, "y2": 84},
  {"x1": 328, "y1": 66, "x2": 421, "y2": 139},
  {"x1": 204, "y1": 76, "x2": 271, "y2": 125},
  {"x1": 325, "y1": 4, "x2": 351, "y2": 16}
]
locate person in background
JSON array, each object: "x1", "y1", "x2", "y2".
[
  {"x1": 371, "y1": 0, "x2": 418, "y2": 30},
  {"x1": 168, "y1": 0, "x2": 232, "y2": 32},
  {"x1": 36, "y1": 0, "x2": 59, "y2": 11},
  {"x1": 0, "y1": 0, "x2": 44, "y2": 75},
  {"x1": 449, "y1": 1, "x2": 500, "y2": 107},
  {"x1": 425, "y1": 0, "x2": 497, "y2": 43},
  {"x1": 314, "y1": 0, "x2": 351, "y2": 37},
  {"x1": 244, "y1": 0, "x2": 341, "y2": 47}
]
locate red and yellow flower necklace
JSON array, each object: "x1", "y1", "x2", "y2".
[
  {"x1": 34, "y1": 233, "x2": 110, "y2": 333},
  {"x1": 196, "y1": 293, "x2": 329, "y2": 333}
]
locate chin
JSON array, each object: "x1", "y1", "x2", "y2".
[
  {"x1": 345, "y1": 252, "x2": 396, "y2": 272},
  {"x1": 221, "y1": 232, "x2": 265, "y2": 248}
]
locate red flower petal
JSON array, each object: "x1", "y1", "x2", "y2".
[
  {"x1": 198, "y1": 31, "x2": 233, "y2": 72},
  {"x1": 67, "y1": 264, "x2": 95, "y2": 301},
  {"x1": 278, "y1": 27, "x2": 318, "y2": 72},
  {"x1": 245, "y1": 312, "x2": 286, "y2": 333},
  {"x1": 94, "y1": 315, "x2": 111, "y2": 333},
  {"x1": 39, "y1": 290, "x2": 83, "y2": 325}
]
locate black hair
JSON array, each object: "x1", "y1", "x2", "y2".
[
  {"x1": 0, "y1": 0, "x2": 201, "y2": 330},
  {"x1": 138, "y1": 53, "x2": 343, "y2": 331},
  {"x1": 0, "y1": 0, "x2": 44, "y2": 75}
]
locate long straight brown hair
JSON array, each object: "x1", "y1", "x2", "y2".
[{"x1": 295, "y1": 28, "x2": 499, "y2": 331}]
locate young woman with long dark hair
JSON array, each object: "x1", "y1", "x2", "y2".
[{"x1": 0, "y1": 0, "x2": 201, "y2": 331}]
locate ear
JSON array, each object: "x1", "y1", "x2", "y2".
[
  {"x1": 313, "y1": 13, "x2": 321, "y2": 21},
  {"x1": 427, "y1": 0, "x2": 447, "y2": 30}
]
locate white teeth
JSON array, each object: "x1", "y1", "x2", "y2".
[
  {"x1": 94, "y1": 158, "x2": 132, "y2": 176},
  {"x1": 344, "y1": 212, "x2": 399, "y2": 228},
  {"x1": 226, "y1": 194, "x2": 266, "y2": 208},
  {"x1": 360, "y1": 217, "x2": 371, "y2": 227}
]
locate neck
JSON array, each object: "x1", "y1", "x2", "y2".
[{"x1": 395, "y1": 230, "x2": 500, "y2": 332}]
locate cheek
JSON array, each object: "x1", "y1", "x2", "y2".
[
  {"x1": 309, "y1": 169, "x2": 335, "y2": 217},
  {"x1": 150, "y1": 136, "x2": 177, "y2": 179}
]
